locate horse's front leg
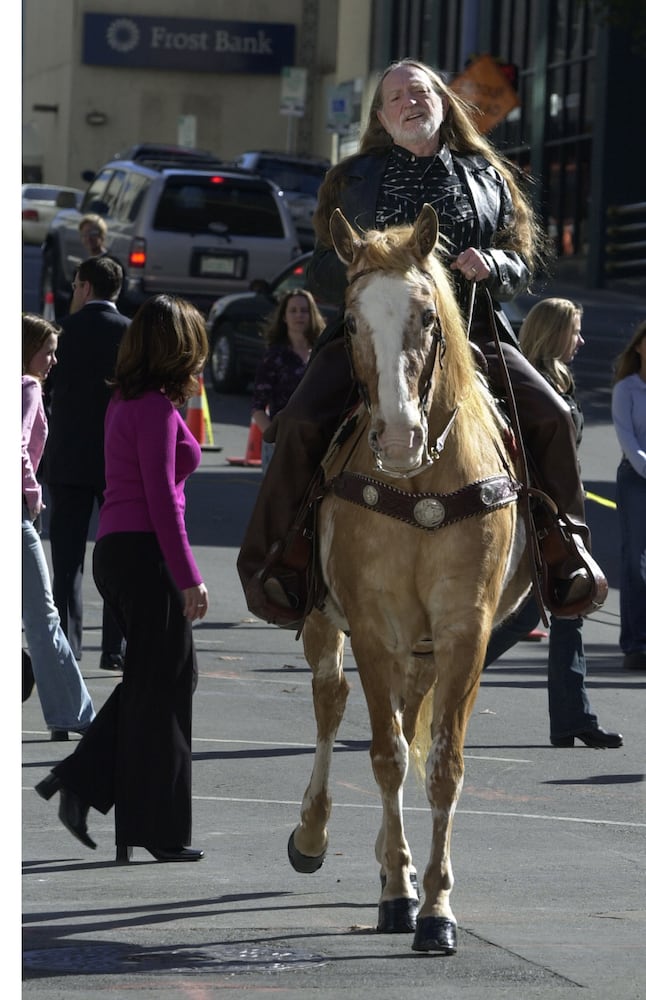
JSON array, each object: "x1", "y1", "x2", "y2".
[
  {"x1": 413, "y1": 663, "x2": 483, "y2": 955},
  {"x1": 352, "y1": 628, "x2": 419, "y2": 934},
  {"x1": 288, "y1": 610, "x2": 349, "y2": 874}
]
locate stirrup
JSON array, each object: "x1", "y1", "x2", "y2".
[
  {"x1": 533, "y1": 505, "x2": 608, "y2": 619},
  {"x1": 245, "y1": 568, "x2": 305, "y2": 630}
]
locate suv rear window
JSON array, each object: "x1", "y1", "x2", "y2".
[{"x1": 153, "y1": 175, "x2": 285, "y2": 238}]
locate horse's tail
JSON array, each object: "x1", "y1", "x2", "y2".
[{"x1": 409, "y1": 687, "x2": 435, "y2": 784}]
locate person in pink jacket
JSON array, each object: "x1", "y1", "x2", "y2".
[
  {"x1": 36, "y1": 296, "x2": 209, "y2": 864},
  {"x1": 22, "y1": 313, "x2": 95, "y2": 739}
]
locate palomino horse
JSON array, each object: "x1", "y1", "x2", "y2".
[{"x1": 287, "y1": 205, "x2": 531, "y2": 954}]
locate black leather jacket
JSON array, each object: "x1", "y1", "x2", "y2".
[{"x1": 307, "y1": 149, "x2": 530, "y2": 345}]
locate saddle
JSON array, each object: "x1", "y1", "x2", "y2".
[{"x1": 245, "y1": 400, "x2": 607, "y2": 633}]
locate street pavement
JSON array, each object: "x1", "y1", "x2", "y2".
[{"x1": 21, "y1": 256, "x2": 646, "y2": 998}]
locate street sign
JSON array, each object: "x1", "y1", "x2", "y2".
[
  {"x1": 280, "y1": 66, "x2": 307, "y2": 117},
  {"x1": 450, "y1": 54, "x2": 520, "y2": 133}
]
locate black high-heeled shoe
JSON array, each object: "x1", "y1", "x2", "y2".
[
  {"x1": 35, "y1": 772, "x2": 96, "y2": 849},
  {"x1": 551, "y1": 726, "x2": 623, "y2": 749},
  {"x1": 115, "y1": 844, "x2": 204, "y2": 864}
]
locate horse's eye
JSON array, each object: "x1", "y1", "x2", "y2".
[
  {"x1": 421, "y1": 308, "x2": 436, "y2": 328},
  {"x1": 345, "y1": 314, "x2": 357, "y2": 335}
]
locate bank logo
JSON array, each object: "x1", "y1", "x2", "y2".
[{"x1": 106, "y1": 17, "x2": 140, "y2": 54}]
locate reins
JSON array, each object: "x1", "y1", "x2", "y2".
[{"x1": 479, "y1": 288, "x2": 549, "y2": 627}]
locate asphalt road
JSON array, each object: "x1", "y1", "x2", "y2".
[{"x1": 21, "y1": 245, "x2": 646, "y2": 998}]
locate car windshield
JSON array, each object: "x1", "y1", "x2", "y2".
[
  {"x1": 23, "y1": 186, "x2": 67, "y2": 201},
  {"x1": 153, "y1": 175, "x2": 286, "y2": 237}
]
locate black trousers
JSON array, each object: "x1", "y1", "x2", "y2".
[
  {"x1": 48, "y1": 482, "x2": 124, "y2": 658},
  {"x1": 54, "y1": 533, "x2": 197, "y2": 846}
]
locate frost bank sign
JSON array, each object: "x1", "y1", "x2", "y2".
[{"x1": 82, "y1": 14, "x2": 295, "y2": 74}]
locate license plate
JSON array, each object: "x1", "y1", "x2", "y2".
[{"x1": 199, "y1": 255, "x2": 237, "y2": 276}]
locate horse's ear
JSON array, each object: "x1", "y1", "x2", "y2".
[
  {"x1": 410, "y1": 204, "x2": 440, "y2": 258},
  {"x1": 330, "y1": 208, "x2": 363, "y2": 266}
]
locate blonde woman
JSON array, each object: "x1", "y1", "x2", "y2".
[
  {"x1": 486, "y1": 298, "x2": 622, "y2": 748},
  {"x1": 22, "y1": 314, "x2": 95, "y2": 740},
  {"x1": 611, "y1": 320, "x2": 646, "y2": 670}
]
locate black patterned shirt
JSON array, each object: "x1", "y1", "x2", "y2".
[{"x1": 375, "y1": 143, "x2": 477, "y2": 259}]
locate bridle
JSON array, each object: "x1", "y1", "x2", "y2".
[{"x1": 344, "y1": 266, "x2": 459, "y2": 480}]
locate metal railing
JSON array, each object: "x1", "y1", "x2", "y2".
[{"x1": 605, "y1": 201, "x2": 646, "y2": 276}]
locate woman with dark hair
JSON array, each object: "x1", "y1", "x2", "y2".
[
  {"x1": 612, "y1": 320, "x2": 646, "y2": 670},
  {"x1": 22, "y1": 313, "x2": 95, "y2": 740},
  {"x1": 36, "y1": 295, "x2": 210, "y2": 863},
  {"x1": 251, "y1": 289, "x2": 325, "y2": 472}
]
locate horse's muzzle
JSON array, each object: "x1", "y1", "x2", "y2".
[{"x1": 369, "y1": 424, "x2": 427, "y2": 474}]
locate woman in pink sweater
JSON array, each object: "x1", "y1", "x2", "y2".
[
  {"x1": 22, "y1": 313, "x2": 95, "y2": 738},
  {"x1": 36, "y1": 296, "x2": 209, "y2": 863}
]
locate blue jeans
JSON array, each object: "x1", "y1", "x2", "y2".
[
  {"x1": 22, "y1": 505, "x2": 95, "y2": 732},
  {"x1": 616, "y1": 458, "x2": 646, "y2": 654},
  {"x1": 485, "y1": 596, "x2": 597, "y2": 741},
  {"x1": 261, "y1": 440, "x2": 274, "y2": 475}
]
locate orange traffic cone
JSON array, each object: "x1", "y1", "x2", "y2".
[
  {"x1": 43, "y1": 289, "x2": 56, "y2": 322},
  {"x1": 186, "y1": 375, "x2": 207, "y2": 445},
  {"x1": 226, "y1": 421, "x2": 263, "y2": 466}
]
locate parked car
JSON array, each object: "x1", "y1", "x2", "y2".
[
  {"x1": 22, "y1": 184, "x2": 83, "y2": 245},
  {"x1": 40, "y1": 148, "x2": 301, "y2": 319},
  {"x1": 234, "y1": 151, "x2": 330, "y2": 250},
  {"x1": 206, "y1": 250, "x2": 527, "y2": 394},
  {"x1": 207, "y1": 251, "x2": 336, "y2": 393}
]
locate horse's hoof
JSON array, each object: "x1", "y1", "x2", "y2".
[
  {"x1": 411, "y1": 915, "x2": 457, "y2": 954},
  {"x1": 287, "y1": 831, "x2": 326, "y2": 873},
  {"x1": 377, "y1": 896, "x2": 418, "y2": 933}
]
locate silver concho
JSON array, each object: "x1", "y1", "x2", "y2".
[
  {"x1": 480, "y1": 482, "x2": 499, "y2": 506},
  {"x1": 413, "y1": 497, "x2": 445, "y2": 527},
  {"x1": 362, "y1": 484, "x2": 379, "y2": 506}
]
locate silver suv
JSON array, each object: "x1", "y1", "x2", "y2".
[{"x1": 42, "y1": 147, "x2": 302, "y2": 318}]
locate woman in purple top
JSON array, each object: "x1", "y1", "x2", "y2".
[
  {"x1": 251, "y1": 289, "x2": 326, "y2": 472},
  {"x1": 36, "y1": 295, "x2": 209, "y2": 864}
]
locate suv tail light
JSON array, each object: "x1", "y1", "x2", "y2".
[
  {"x1": 129, "y1": 238, "x2": 147, "y2": 268},
  {"x1": 22, "y1": 209, "x2": 39, "y2": 221}
]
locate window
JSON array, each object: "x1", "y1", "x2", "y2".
[
  {"x1": 153, "y1": 176, "x2": 286, "y2": 238},
  {"x1": 114, "y1": 173, "x2": 151, "y2": 223},
  {"x1": 80, "y1": 169, "x2": 126, "y2": 218}
]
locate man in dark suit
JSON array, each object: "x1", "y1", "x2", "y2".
[{"x1": 43, "y1": 255, "x2": 130, "y2": 670}]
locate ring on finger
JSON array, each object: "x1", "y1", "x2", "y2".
[{"x1": 470, "y1": 265, "x2": 477, "y2": 274}]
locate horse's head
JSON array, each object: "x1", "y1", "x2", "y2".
[{"x1": 331, "y1": 204, "x2": 465, "y2": 478}]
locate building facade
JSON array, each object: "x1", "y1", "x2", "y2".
[{"x1": 23, "y1": 0, "x2": 645, "y2": 288}]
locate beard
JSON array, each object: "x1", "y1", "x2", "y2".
[{"x1": 387, "y1": 108, "x2": 444, "y2": 148}]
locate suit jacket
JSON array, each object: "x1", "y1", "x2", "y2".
[{"x1": 43, "y1": 301, "x2": 130, "y2": 489}]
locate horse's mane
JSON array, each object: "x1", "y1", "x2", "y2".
[{"x1": 352, "y1": 226, "x2": 501, "y2": 444}]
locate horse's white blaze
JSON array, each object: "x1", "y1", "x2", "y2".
[{"x1": 357, "y1": 276, "x2": 420, "y2": 431}]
